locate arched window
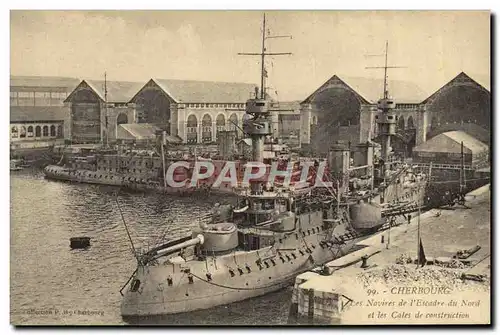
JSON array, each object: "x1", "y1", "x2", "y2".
[
  {"x1": 35, "y1": 126, "x2": 41, "y2": 137},
  {"x1": 11, "y1": 126, "x2": 18, "y2": 138},
  {"x1": 20, "y1": 126, "x2": 26, "y2": 138},
  {"x1": 397, "y1": 116, "x2": 405, "y2": 130},
  {"x1": 229, "y1": 113, "x2": 238, "y2": 131},
  {"x1": 186, "y1": 115, "x2": 198, "y2": 144},
  {"x1": 202, "y1": 114, "x2": 212, "y2": 143},
  {"x1": 57, "y1": 125, "x2": 63, "y2": 138},
  {"x1": 407, "y1": 116, "x2": 415, "y2": 129},
  {"x1": 216, "y1": 114, "x2": 225, "y2": 140},
  {"x1": 42, "y1": 125, "x2": 49, "y2": 137},
  {"x1": 117, "y1": 113, "x2": 128, "y2": 125},
  {"x1": 27, "y1": 126, "x2": 34, "y2": 137},
  {"x1": 50, "y1": 125, "x2": 56, "y2": 137}
]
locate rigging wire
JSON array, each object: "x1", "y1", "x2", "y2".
[
  {"x1": 189, "y1": 269, "x2": 296, "y2": 291},
  {"x1": 469, "y1": 254, "x2": 490, "y2": 270}
]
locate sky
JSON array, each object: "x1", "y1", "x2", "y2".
[{"x1": 10, "y1": 10, "x2": 490, "y2": 101}]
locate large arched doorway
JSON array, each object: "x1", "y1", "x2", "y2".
[
  {"x1": 186, "y1": 115, "x2": 198, "y2": 144},
  {"x1": 133, "y1": 86, "x2": 171, "y2": 132},
  {"x1": 202, "y1": 114, "x2": 213, "y2": 143},
  {"x1": 425, "y1": 85, "x2": 490, "y2": 130},
  {"x1": 216, "y1": 114, "x2": 226, "y2": 141},
  {"x1": 309, "y1": 87, "x2": 362, "y2": 154},
  {"x1": 70, "y1": 87, "x2": 101, "y2": 143}
]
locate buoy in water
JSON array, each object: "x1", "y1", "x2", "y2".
[{"x1": 70, "y1": 237, "x2": 91, "y2": 249}]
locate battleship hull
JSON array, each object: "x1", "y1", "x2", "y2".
[
  {"x1": 120, "y1": 210, "x2": 362, "y2": 317},
  {"x1": 43, "y1": 165, "x2": 235, "y2": 195}
]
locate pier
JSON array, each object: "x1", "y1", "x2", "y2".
[{"x1": 288, "y1": 184, "x2": 490, "y2": 325}]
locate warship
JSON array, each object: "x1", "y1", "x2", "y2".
[{"x1": 119, "y1": 15, "x2": 428, "y2": 317}]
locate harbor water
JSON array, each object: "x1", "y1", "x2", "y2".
[{"x1": 10, "y1": 169, "x2": 291, "y2": 325}]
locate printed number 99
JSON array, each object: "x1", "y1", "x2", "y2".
[{"x1": 367, "y1": 289, "x2": 377, "y2": 296}]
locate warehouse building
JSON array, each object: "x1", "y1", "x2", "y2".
[
  {"x1": 65, "y1": 80, "x2": 143, "y2": 144},
  {"x1": 10, "y1": 76, "x2": 80, "y2": 148},
  {"x1": 412, "y1": 131, "x2": 489, "y2": 168},
  {"x1": 130, "y1": 79, "x2": 256, "y2": 144}
]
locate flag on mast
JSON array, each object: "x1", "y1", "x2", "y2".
[{"x1": 418, "y1": 238, "x2": 427, "y2": 267}]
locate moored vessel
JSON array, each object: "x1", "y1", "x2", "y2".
[{"x1": 119, "y1": 17, "x2": 428, "y2": 318}]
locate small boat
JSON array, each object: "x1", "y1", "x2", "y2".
[{"x1": 10, "y1": 160, "x2": 23, "y2": 171}]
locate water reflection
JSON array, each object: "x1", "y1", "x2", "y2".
[{"x1": 10, "y1": 171, "x2": 290, "y2": 325}]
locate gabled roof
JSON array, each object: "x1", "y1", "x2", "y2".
[
  {"x1": 421, "y1": 72, "x2": 490, "y2": 104},
  {"x1": 65, "y1": 80, "x2": 144, "y2": 103},
  {"x1": 427, "y1": 123, "x2": 490, "y2": 145},
  {"x1": 443, "y1": 131, "x2": 489, "y2": 154},
  {"x1": 118, "y1": 123, "x2": 160, "y2": 140},
  {"x1": 10, "y1": 75, "x2": 80, "y2": 90},
  {"x1": 414, "y1": 130, "x2": 488, "y2": 154},
  {"x1": 84, "y1": 80, "x2": 145, "y2": 103},
  {"x1": 143, "y1": 79, "x2": 257, "y2": 103},
  {"x1": 270, "y1": 101, "x2": 301, "y2": 112},
  {"x1": 302, "y1": 75, "x2": 428, "y2": 105},
  {"x1": 342, "y1": 76, "x2": 428, "y2": 103}
]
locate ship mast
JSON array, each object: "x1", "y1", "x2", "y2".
[
  {"x1": 104, "y1": 72, "x2": 109, "y2": 148},
  {"x1": 238, "y1": 13, "x2": 292, "y2": 100},
  {"x1": 366, "y1": 41, "x2": 405, "y2": 177},
  {"x1": 238, "y1": 13, "x2": 292, "y2": 194}
]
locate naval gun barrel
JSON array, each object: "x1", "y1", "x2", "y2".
[{"x1": 154, "y1": 234, "x2": 205, "y2": 259}]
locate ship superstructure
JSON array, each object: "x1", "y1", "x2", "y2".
[{"x1": 119, "y1": 17, "x2": 427, "y2": 318}]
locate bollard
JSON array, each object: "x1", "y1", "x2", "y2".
[
  {"x1": 407, "y1": 214, "x2": 411, "y2": 225},
  {"x1": 381, "y1": 235, "x2": 385, "y2": 244},
  {"x1": 361, "y1": 255, "x2": 369, "y2": 268}
]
